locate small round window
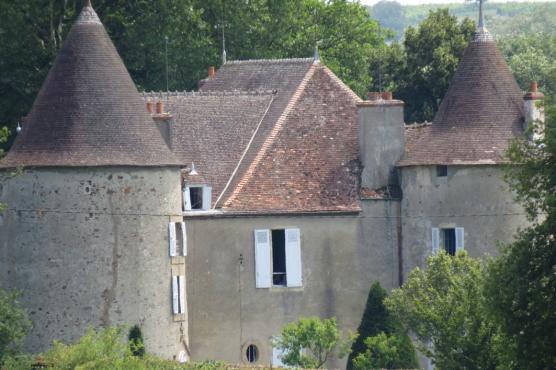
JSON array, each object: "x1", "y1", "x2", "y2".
[{"x1": 245, "y1": 344, "x2": 258, "y2": 363}]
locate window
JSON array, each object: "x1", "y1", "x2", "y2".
[
  {"x1": 172, "y1": 275, "x2": 186, "y2": 314},
  {"x1": 245, "y1": 344, "x2": 258, "y2": 363},
  {"x1": 272, "y1": 230, "x2": 286, "y2": 286},
  {"x1": 436, "y1": 165, "x2": 448, "y2": 177},
  {"x1": 168, "y1": 222, "x2": 187, "y2": 256},
  {"x1": 432, "y1": 227, "x2": 464, "y2": 256},
  {"x1": 183, "y1": 185, "x2": 212, "y2": 211},
  {"x1": 254, "y1": 228, "x2": 302, "y2": 288}
]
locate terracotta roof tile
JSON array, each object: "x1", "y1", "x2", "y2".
[
  {"x1": 1, "y1": 3, "x2": 179, "y2": 168},
  {"x1": 398, "y1": 37, "x2": 525, "y2": 166}
]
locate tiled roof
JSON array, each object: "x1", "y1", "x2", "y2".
[
  {"x1": 221, "y1": 65, "x2": 361, "y2": 213},
  {"x1": 398, "y1": 36, "x2": 525, "y2": 166},
  {"x1": 1, "y1": 3, "x2": 180, "y2": 168},
  {"x1": 144, "y1": 91, "x2": 276, "y2": 205}
]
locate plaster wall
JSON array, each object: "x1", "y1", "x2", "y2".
[
  {"x1": 400, "y1": 165, "x2": 527, "y2": 275},
  {"x1": 0, "y1": 167, "x2": 187, "y2": 359},
  {"x1": 184, "y1": 200, "x2": 399, "y2": 368},
  {"x1": 359, "y1": 103, "x2": 405, "y2": 189}
]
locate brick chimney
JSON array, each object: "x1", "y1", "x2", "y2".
[
  {"x1": 358, "y1": 92, "x2": 405, "y2": 190},
  {"x1": 523, "y1": 81, "x2": 545, "y2": 141}
]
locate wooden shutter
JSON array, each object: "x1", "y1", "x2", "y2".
[
  {"x1": 456, "y1": 227, "x2": 465, "y2": 253},
  {"x1": 202, "y1": 186, "x2": 212, "y2": 210},
  {"x1": 254, "y1": 229, "x2": 271, "y2": 288},
  {"x1": 178, "y1": 275, "x2": 186, "y2": 314},
  {"x1": 181, "y1": 222, "x2": 187, "y2": 256},
  {"x1": 183, "y1": 187, "x2": 191, "y2": 211},
  {"x1": 168, "y1": 222, "x2": 177, "y2": 257},
  {"x1": 431, "y1": 228, "x2": 440, "y2": 255},
  {"x1": 285, "y1": 228, "x2": 302, "y2": 287},
  {"x1": 172, "y1": 276, "x2": 179, "y2": 314}
]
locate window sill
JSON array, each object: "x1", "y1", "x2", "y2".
[
  {"x1": 173, "y1": 313, "x2": 187, "y2": 322},
  {"x1": 171, "y1": 256, "x2": 185, "y2": 265},
  {"x1": 269, "y1": 286, "x2": 304, "y2": 292}
]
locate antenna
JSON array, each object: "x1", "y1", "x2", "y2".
[{"x1": 164, "y1": 36, "x2": 169, "y2": 92}]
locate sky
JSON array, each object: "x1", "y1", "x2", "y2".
[{"x1": 360, "y1": 0, "x2": 556, "y2": 6}]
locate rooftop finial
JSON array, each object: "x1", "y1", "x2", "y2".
[
  {"x1": 77, "y1": 0, "x2": 101, "y2": 24},
  {"x1": 478, "y1": 0, "x2": 485, "y2": 28},
  {"x1": 313, "y1": 44, "x2": 320, "y2": 65},
  {"x1": 473, "y1": 0, "x2": 493, "y2": 42},
  {"x1": 222, "y1": 28, "x2": 227, "y2": 65}
]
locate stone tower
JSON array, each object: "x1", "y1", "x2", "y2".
[{"x1": 0, "y1": 2, "x2": 188, "y2": 359}]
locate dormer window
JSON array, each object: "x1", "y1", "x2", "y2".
[{"x1": 183, "y1": 185, "x2": 212, "y2": 211}]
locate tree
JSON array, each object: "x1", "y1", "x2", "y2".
[
  {"x1": 347, "y1": 282, "x2": 417, "y2": 370},
  {"x1": 0, "y1": 286, "x2": 31, "y2": 365},
  {"x1": 485, "y1": 96, "x2": 556, "y2": 370},
  {"x1": 370, "y1": 9, "x2": 475, "y2": 122},
  {"x1": 128, "y1": 325, "x2": 145, "y2": 357},
  {"x1": 273, "y1": 316, "x2": 356, "y2": 369},
  {"x1": 352, "y1": 332, "x2": 416, "y2": 370},
  {"x1": 386, "y1": 251, "x2": 501, "y2": 370},
  {"x1": 370, "y1": 1, "x2": 407, "y2": 39}
]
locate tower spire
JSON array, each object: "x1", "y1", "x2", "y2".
[
  {"x1": 313, "y1": 44, "x2": 320, "y2": 65},
  {"x1": 85, "y1": 0, "x2": 92, "y2": 7},
  {"x1": 473, "y1": 0, "x2": 493, "y2": 42}
]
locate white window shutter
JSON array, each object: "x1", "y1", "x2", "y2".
[
  {"x1": 178, "y1": 276, "x2": 186, "y2": 314},
  {"x1": 181, "y1": 222, "x2": 187, "y2": 256},
  {"x1": 202, "y1": 186, "x2": 212, "y2": 210},
  {"x1": 272, "y1": 346, "x2": 285, "y2": 367},
  {"x1": 456, "y1": 227, "x2": 465, "y2": 253},
  {"x1": 183, "y1": 187, "x2": 191, "y2": 211},
  {"x1": 431, "y1": 228, "x2": 440, "y2": 255},
  {"x1": 172, "y1": 276, "x2": 179, "y2": 314},
  {"x1": 254, "y1": 229, "x2": 271, "y2": 288},
  {"x1": 285, "y1": 228, "x2": 302, "y2": 287},
  {"x1": 168, "y1": 222, "x2": 177, "y2": 257}
]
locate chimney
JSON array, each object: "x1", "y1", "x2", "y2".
[
  {"x1": 146, "y1": 101, "x2": 153, "y2": 114},
  {"x1": 523, "y1": 81, "x2": 545, "y2": 141},
  {"x1": 208, "y1": 66, "x2": 215, "y2": 78},
  {"x1": 156, "y1": 101, "x2": 164, "y2": 114},
  {"x1": 358, "y1": 92, "x2": 405, "y2": 190}
]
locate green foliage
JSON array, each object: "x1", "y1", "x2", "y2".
[
  {"x1": 352, "y1": 332, "x2": 416, "y2": 370},
  {"x1": 386, "y1": 251, "x2": 501, "y2": 370},
  {"x1": 485, "y1": 96, "x2": 556, "y2": 370},
  {"x1": 274, "y1": 316, "x2": 356, "y2": 369},
  {"x1": 370, "y1": 1, "x2": 407, "y2": 40},
  {"x1": 0, "y1": 0, "x2": 384, "y2": 154},
  {"x1": 347, "y1": 282, "x2": 417, "y2": 370},
  {"x1": 40, "y1": 326, "x2": 225, "y2": 370},
  {"x1": 0, "y1": 287, "x2": 31, "y2": 366},
  {"x1": 128, "y1": 325, "x2": 145, "y2": 357},
  {"x1": 370, "y1": 9, "x2": 475, "y2": 122}
]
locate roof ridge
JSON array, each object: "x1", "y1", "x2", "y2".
[
  {"x1": 222, "y1": 64, "x2": 318, "y2": 208},
  {"x1": 224, "y1": 58, "x2": 312, "y2": 65},
  {"x1": 143, "y1": 90, "x2": 277, "y2": 98},
  {"x1": 405, "y1": 122, "x2": 432, "y2": 129}
]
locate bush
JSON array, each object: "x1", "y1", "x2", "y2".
[
  {"x1": 273, "y1": 317, "x2": 356, "y2": 369},
  {"x1": 128, "y1": 325, "x2": 145, "y2": 357},
  {"x1": 347, "y1": 282, "x2": 417, "y2": 370},
  {"x1": 0, "y1": 287, "x2": 31, "y2": 365}
]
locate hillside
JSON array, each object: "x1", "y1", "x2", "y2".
[{"x1": 369, "y1": 1, "x2": 556, "y2": 39}]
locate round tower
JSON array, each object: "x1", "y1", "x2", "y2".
[{"x1": 0, "y1": 2, "x2": 188, "y2": 359}]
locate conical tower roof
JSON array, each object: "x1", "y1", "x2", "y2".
[
  {"x1": 1, "y1": 1, "x2": 180, "y2": 168},
  {"x1": 399, "y1": 6, "x2": 525, "y2": 166}
]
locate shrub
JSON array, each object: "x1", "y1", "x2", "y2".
[{"x1": 0, "y1": 287, "x2": 31, "y2": 365}]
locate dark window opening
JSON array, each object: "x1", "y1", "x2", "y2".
[
  {"x1": 189, "y1": 187, "x2": 203, "y2": 209},
  {"x1": 437, "y1": 165, "x2": 448, "y2": 177},
  {"x1": 246, "y1": 344, "x2": 258, "y2": 363},
  {"x1": 443, "y1": 228, "x2": 456, "y2": 256},
  {"x1": 272, "y1": 229, "x2": 287, "y2": 286},
  {"x1": 175, "y1": 223, "x2": 184, "y2": 256}
]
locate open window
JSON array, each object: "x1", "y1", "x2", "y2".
[
  {"x1": 432, "y1": 227, "x2": 464, "y2": 256},
  {"x1": 183, "y1": 185, "x2": 212, "y2": 211},
  {"x1": 436, "y1": 165, "x2": 448, "y2": 177},
  {"x1": 254, "y1": 228, "x2": 302, "y2": 288},
  {"x1": 168, "y1": 222, "x2": 187, "y2": 256}
]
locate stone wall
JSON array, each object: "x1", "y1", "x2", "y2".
[{"x1": 0, "y1": 167, "x2": 187, "y2": 359}]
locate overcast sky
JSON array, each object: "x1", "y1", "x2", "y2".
[{"x1": 360, "y1": 0, "x2": 556, "y2": 6}]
